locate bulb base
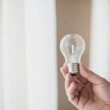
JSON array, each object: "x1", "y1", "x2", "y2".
[{"x1": 67, "y1": 63, "x2": 79, "y2": 76}]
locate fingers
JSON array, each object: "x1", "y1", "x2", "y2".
[
  {"x1": 60, "y1": 63, "x2": 83, "y2": 90},
  {"x1": 65, "y1": 74, "x2": 77, "y2": 100},
  {"x1": 76, "y1": 72, "x2": 88, "y2": 85},
  {"x1": 79, "y1": 64, "x2": 107, "y2": 85},
  {"x1": 60, "y1": 63, "x2": 106, "y2": 85},
  {"x1": 67, "y1": 82, "x2": 77, "y2": 94},
  {"x1": 65, "y1": 73, "x2": 82, "y2": 100},
  {"x1": 67, "y1": 82, "x2": 77, "y2": 101},
  {"x1": 60, "y1": 63, "x2": 68, "y2": 78},
  {"x1": 65, "y1": 73, "x2": 73, "y2": 90}
]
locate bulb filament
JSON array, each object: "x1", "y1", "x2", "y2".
[{"x1": 72, "y1": 45, "x2": 75, "y2": 55}]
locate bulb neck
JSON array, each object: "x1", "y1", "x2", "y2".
[{"x1": 67, "y1": 63, "x2": 79, "y2": 76}]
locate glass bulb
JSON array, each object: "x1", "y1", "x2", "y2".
[{"x1": 60, "y1": 34, "x2": 85, "y2": 75}]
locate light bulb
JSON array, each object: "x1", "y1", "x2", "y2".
[{"x1": 60, "y1": 34, "x2": 85, "y2": 76}]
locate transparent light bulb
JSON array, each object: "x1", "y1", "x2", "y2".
[{"x1": 60, "y1": 34, "x2": 85, "y2": 76}]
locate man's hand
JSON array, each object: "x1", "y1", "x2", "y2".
[{"x1": 60, "y1": 63, "x2": 110, "y2": 110}]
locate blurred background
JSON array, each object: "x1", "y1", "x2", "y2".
[
  {"x1": 57, "y1": 1, "x2": 90, "y2": 110},
  {"x1": 0, "y1": 0, "x2": 110, "y2": 110}
]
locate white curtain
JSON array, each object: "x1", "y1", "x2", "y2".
[
  {"x1": 0, "y1": 0, "x2": 57, "y2": 110},
  {"x1": 90, "y1": 0, "x2": 110, "y2": 81},
  {"x1": 0, "y1": 0, "x2": 2, "y2": 109}
]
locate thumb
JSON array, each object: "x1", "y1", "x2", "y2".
[{"x1": 79, "y1": 64, "x2": 106, "y2": 85}]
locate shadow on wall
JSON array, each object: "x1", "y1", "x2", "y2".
[{"x1": 56, "y1": 0, "x2": 91, "y2": 110}]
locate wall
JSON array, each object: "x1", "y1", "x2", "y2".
[{"x1": 56, "y1": 0, "x2": 91, "y2": 110}]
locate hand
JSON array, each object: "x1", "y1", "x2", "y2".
[{"x1": 60, "y1": 63, "x2": 110, "y2": 110}]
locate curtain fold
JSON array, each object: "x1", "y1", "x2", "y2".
[
  {"x1": 24, "y1": 0, "x2": 57, "y2": 110},
  {"x1": 90, "y1": 0, "x2": 110, "y2": 81},
  {"x1": 0, "y1": 0, "x2": 3, "y2": 109},
  {"x1": 1, "y1": 0, "x2": 57, "y2": 110}
]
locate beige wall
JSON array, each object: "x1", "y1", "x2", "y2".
[{"x1": 57, "y1": 0, "x2": 91, "y2": 110}]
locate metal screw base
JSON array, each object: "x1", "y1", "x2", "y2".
[{"x1": 67, "y1": 63, "x2": 79, "y2": 76}]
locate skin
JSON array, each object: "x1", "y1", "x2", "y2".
[{"x1": 60, "y1": 63, "x2": 110, "y2": 110}]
